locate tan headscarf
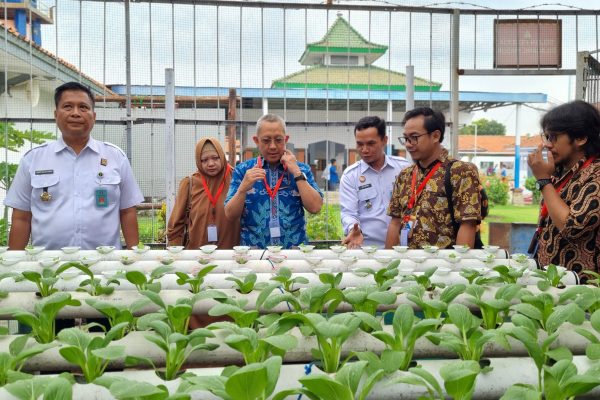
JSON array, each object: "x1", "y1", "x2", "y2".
[{"x1": 167, "y1": 137, "x2": 240, "y2": 249}]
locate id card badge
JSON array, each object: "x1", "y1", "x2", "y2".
[
  {"x1": 207, "y1": 224, "x2": 218, "y2": 242},
  {"x1": 95, "y1": 188, "x2": 108, "y2": 208},
  {"x1": 269, "y1": 219, "x2": 281, "y2": 239},
  {"x1": 400, "y1": 222, "x2": 411, "y2": 246}
]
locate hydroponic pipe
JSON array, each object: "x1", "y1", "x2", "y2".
[{"x1": 0, "y1": 285, "x2": 582, "y2": 319}]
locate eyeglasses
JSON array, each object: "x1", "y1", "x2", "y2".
[
  {"x1": 259, "y1": 137, "x2": 286, "y2": 146},
  {"x1": 398, "y1": 133, "x2": 429, "y2": 145},
  {"x1": 540, "y1": 131, "x2": 566, "y2": 144}
]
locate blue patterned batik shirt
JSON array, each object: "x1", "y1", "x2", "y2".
[{"x1": 225, "y1": 158, "x2": 323, "y2": 249}]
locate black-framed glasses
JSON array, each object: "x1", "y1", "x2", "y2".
[
  {"x1": 540, "y1": 131, "x2": 565, "y2": 144},
  {"x1": 398, "y1": 133, "x2": 429, "y2": 145}
]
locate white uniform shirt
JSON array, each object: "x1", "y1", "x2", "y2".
[
  {"x1": 5, "y1": 137, "x2": 144, "y2": 249},
  {"x1": 340, "y1": 155, "x2": 410, "y2": 247}
]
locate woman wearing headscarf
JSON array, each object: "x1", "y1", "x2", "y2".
[{"x1": 167, "y1": 137, "x2": 240, "y2": 248}]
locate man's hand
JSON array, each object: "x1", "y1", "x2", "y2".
[
  {"x1": 527, "y1": 144, "x2": 554, "y2": 180},
  {"x1": 281, "y1": 149, "x2": 301, "y2": 176},
  {"x1": 239, "y1": 158, "x2": 266, "y2": 192},
  {"x1": 342, "y1": 223, "x2": 363, "y2": 249}
]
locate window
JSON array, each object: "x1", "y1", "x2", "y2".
[{"x1": 329, "y1": 55, "x2": 359, "y2": 65}]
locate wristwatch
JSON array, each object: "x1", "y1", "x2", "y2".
[
  {"x1": 294, "y1": 172, "x2": 307, "y2": 182},
  {"x1": 536, "y1": 178, "x2": 553, "y2": 190}
]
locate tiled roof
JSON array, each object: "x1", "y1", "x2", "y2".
[
  {"x1": 307, "y1": 16, "x2": 387, "y2": 51},
  {"x1": 272, "y1": 65, "x2": 442, "y2": 90},
  {"x1": 0, "y1": 21, "x2": 115, "y2": 96},
  {"x1": 459, "y1": 135, "x2": 543, "y2": 154}
]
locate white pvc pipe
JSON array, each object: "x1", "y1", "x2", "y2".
[
  {"x1": 0, "y1": 286, "x2": 580, "y2": 319},
  {"x1": 9, "y1": 321, "x2": 591, "y2": 372}
]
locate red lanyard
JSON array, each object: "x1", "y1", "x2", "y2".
[
  {"x1": 538, "y1": 156, "x2": 596, "y2": 225},
  {"x1": 200, "y1": 164, "x2": 232, "y2": 209},
  {"x1": 257, "y1": 156, "x2": 287, "y2": 200},
  {"x1": 403, "y1": 161, "x2": 442, "y2": 223}
]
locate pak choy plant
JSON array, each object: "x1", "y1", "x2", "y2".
[
  {"x1": 273, "y1": 360, "x2": 385, "y2": 400},
  {"x1": 427, "y1": 303, "x2": 509, "y2": 362},
  {"x1": 207, "y1": 320, "x2": 297, "y2": 364},
  {"x1": 56, "y1": 323, "x2": 129, "y2": 383},
  {"x1": 126, "y1": 265, "x2": 173, "y2": 293},
  {"x1": 260, "y1": 282, "x2": 344, "y2": 316},
  {"x1": 3, "y1": 375, "x2": 73, "y2": 400},
  {"x1": 511, "y1": 292, "x2": 584, "y2": 332},
  {"x1": 85, "y1": 298, "x2": 151, "y2": 339},
  {"x1": 94, "y1": 376, "x2": 191, "y2": 400},
  {"x1": 401, "y1": 266, "x2": 445, "y2": 291},
  {"x1": 129, "y1": 320, "x2": 218, "y2": 381},
  {"x1": 343, "y1": 284, "x2": 397, "y2": 316},
  {"x1": 352, "y1": 259, "x2": 400, "y2": 289},
  {"x1": 270, "y1": 312, "x2": 362, "y2": 373},
  {"x1": 532, "y1": 264, "x2": 567, "y2": 291},
  {"x1": 501, "y1": 302, "x2": 585, "y2": 395},
  {"x1": 19, "y1": 262, "x2": 82, "y2": 297},
  {"x1": 0, "y1": 335, "x2": 57, "y2": 386},
  {"x1": 181, "y1": 356, "x2": 281, "y2": 400},
  {"x1": 393, "y1": 360, "x2": 481, "y2": 400},
  {"x1": 64, "y1": 262, "x2": 120, "y2": 296},
  {"x1": 558, "y1": 285, "x2": 600, "y2": 314},
  {"x1": 465, "y1": 283, "x2": 524, "y2": 330},
  {"x1": 370, "y1": 304, "x2": 442, "y2": 371},
  {"x1": 401, "y1": 283, "x2": 466, "y2": 320},
  {"x1": 0, "y1": 292, "x2": 81, "y2": 343},
  {"x1": 175, "y1": 264, "x2": 218, "y2": 294},
  {"x1": 269, "y1": 266, "x2": 308, "y2": 294}
]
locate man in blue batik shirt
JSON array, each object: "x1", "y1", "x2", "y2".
[{"x1": 224, "y1": 114, "x2": 323, "y2": 248}]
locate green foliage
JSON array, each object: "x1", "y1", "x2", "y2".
[
  {"x1": 306, "y1": 204, "x2": 343, "y2": 241},
  {"x1": 0, "y1": 336, "x2": 56, "y2": 386},
  {"x1": 460, "y1": 118, "x2": 506, "y2": 135},
  {"x1": 525, "y1": 176, "x2": 542, "y2": 204},
  {"x1": 483, "y1": 176, "x2": 509, "y2": 206}
]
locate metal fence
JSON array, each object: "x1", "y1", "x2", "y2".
[{"x1": 3, "y1": 1, "x2": 600, "y2": 244}]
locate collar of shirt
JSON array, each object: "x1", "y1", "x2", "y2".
[
  {"x1": 359, "y1": 155, "x2": 394, "y2": 174},
  {"x1": 54, "y1": 136, "x2": 101, "y2": 154},
  {"x1": 416, "y1": 148, "x2": 451, "y2": 173},
  {"x1": 553, "y1": 156, "x2": 591, "y2": 183}
]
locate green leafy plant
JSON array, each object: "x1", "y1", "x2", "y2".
[
  {"x1": 208, "y1": 321, "x2": 297, "y2": 364},
  {"x1": 353, "y1": 260, "x2": 400, "y2": 289},
  {"x1": 19, "y1": 262, "x2": 82, "y2": 297},
  {"x1": 465, "y1": 283, "x2": 523, "y2": 330},
  {"x1": 393, "y1": 365, "x2": 444, "y2": 399},
  {"x1": 57, "y1": 323, "x2": 129, "y2": 383},
  {"x1": 532, "y1": 264, "x2": 566, "y2": 291},
  {"x1": 402, "y1": 284, "x2": 465, "y2": 320},
  {"x1": 0, "y1": 292, "x2": 81, "y2": 343},
  {"x1": 226, "y1": 272, "x2": 259, "y2": 294},
  {"x1": 64, "y1": 262, "x2": 121, "y2": 296},
  {"x1": 175, "y1": 265, "x2": 218, "y2": 294},
  {"x1": 271, "y1": 312, "x2": 361, "y2": 373},
  {"x1": 485, "y1": 175, "x2": 509, "y2": 205},
  {"x1": 343, "y1": 285, "x2": 397, "y2": 316},
  {"x1": 85, "y1": 298, "x2": 151, "y2": 339},
  {"x1": 126, "y1": 266, "x2": 173, "y2": 293},
  {"x1": 574, "y1": 309, "x2": 600, "y2": 362},
  {"x1": 262, "y1": 283, "x2": 345, "y2": 316},
  {"x1": 95, "y1": 376, "x2": 191, "y2": 400},
  {"x1": 182, "y1": 356, "x2": 281, "y2": 400},
  {"x1": 427, "y1": 303, "x2": 508, "y2": 362},
  {"x1": 273, "y1": 360, "x2": 384, "y2": 400},
  {"x1": 492, "y1": 265, "x2": 526, "y2": 284},
  {"x1": 4, "y1": 375, "x2": 73, "y2": 400},
  {"x1": 0, "y1": 335, "x2": 56, "y2": 386},
  {"x1": 130, "y1": 320, "x2": 218, "y2": 381},
  {"x1": 558, "y1": 285, "x2": 600, "y2": 314},
  {"x1": 371, "y1": 304, "x2": 442, "y2": 371},
  {"x1": 401, "y1": 266, "x2": 445, "y2": 291},
  {"x1": 511, "y1": 293, "x2": 584, "y2": 332},
  {"x1": 269, "y1": 267, "x2": 309, "y2": 294}
]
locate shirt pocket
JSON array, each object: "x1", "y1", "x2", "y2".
[
  {"x1": 31, "y1": 174, "x2": 60, "y2": 205},
  {"x1": 358, "y1": 186, "x2": 377, "y2": 212},
  {"x1": 95, "y1": 171, "x2": 122, "y2": 206}
]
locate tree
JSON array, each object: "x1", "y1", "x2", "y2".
[
  {"x1": 0, "y1": 122, "x2": 54, "y2": 243},
  {"x1": 460, "y1": 118, "x2": 506, "y2": 136}
]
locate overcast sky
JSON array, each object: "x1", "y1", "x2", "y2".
[{"x1": 36, "y1": 0, "x2": 597, "y2": 135}]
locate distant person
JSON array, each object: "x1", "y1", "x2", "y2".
[
  {"x1": 385, "y1": 107, "x2": 482, "y2": 249},
  {"x1": 328, "y1": 159, "x2": 339, "y2": 191},
  {"x1": 167, "y1": 137, "x2": 240, "y2": 249},
  {"x1": 5, "y1": 82, "x2": 143, "y2": 250},
  {"x1": 340, "y1": 116, "x2": 409, "y2": 248},
  {"x1": 501, "y1": 165, "x2": 508, "y2": 181},
  {"x1": 528, "y1": 100, "x2": 600, "y2": 279},
  {"x1": 224, "y1": 114, "x2": 323, "y2": 249}
]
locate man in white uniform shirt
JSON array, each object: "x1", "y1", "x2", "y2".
[
  {"x1": 5, "y1": 82, "x2": 144, "y2": 250},
  {"x1": 340, "y1": 116, "x2": 410, "y2": 248}
]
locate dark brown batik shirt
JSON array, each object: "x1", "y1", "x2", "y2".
[
  {"x1": 387, "y1": 148, "x2": 482, "y2": 249},
  {"x1": 536, "y1": 158, "x2": 600, "y2": 277}
]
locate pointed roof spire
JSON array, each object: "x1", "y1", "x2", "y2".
[{"x1": 299, "y1": 15, "x2": 388, "y2": 66}]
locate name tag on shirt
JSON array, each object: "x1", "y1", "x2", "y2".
[
  {"x1": 95, "y1": 188, "x2": 108, "y2": 207},
  {"x1": 207, "y1": 224, "x2": 218, "y2": 242},
  {"x1": 269, "y1": 219, "x2": 281, "y2": 238},
  {"x1": 358, "y1": 183, "x2": 372, "y2": 190},
  {"x1": 35, "y1": 169, "x2": 54, "y2": 175}
]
